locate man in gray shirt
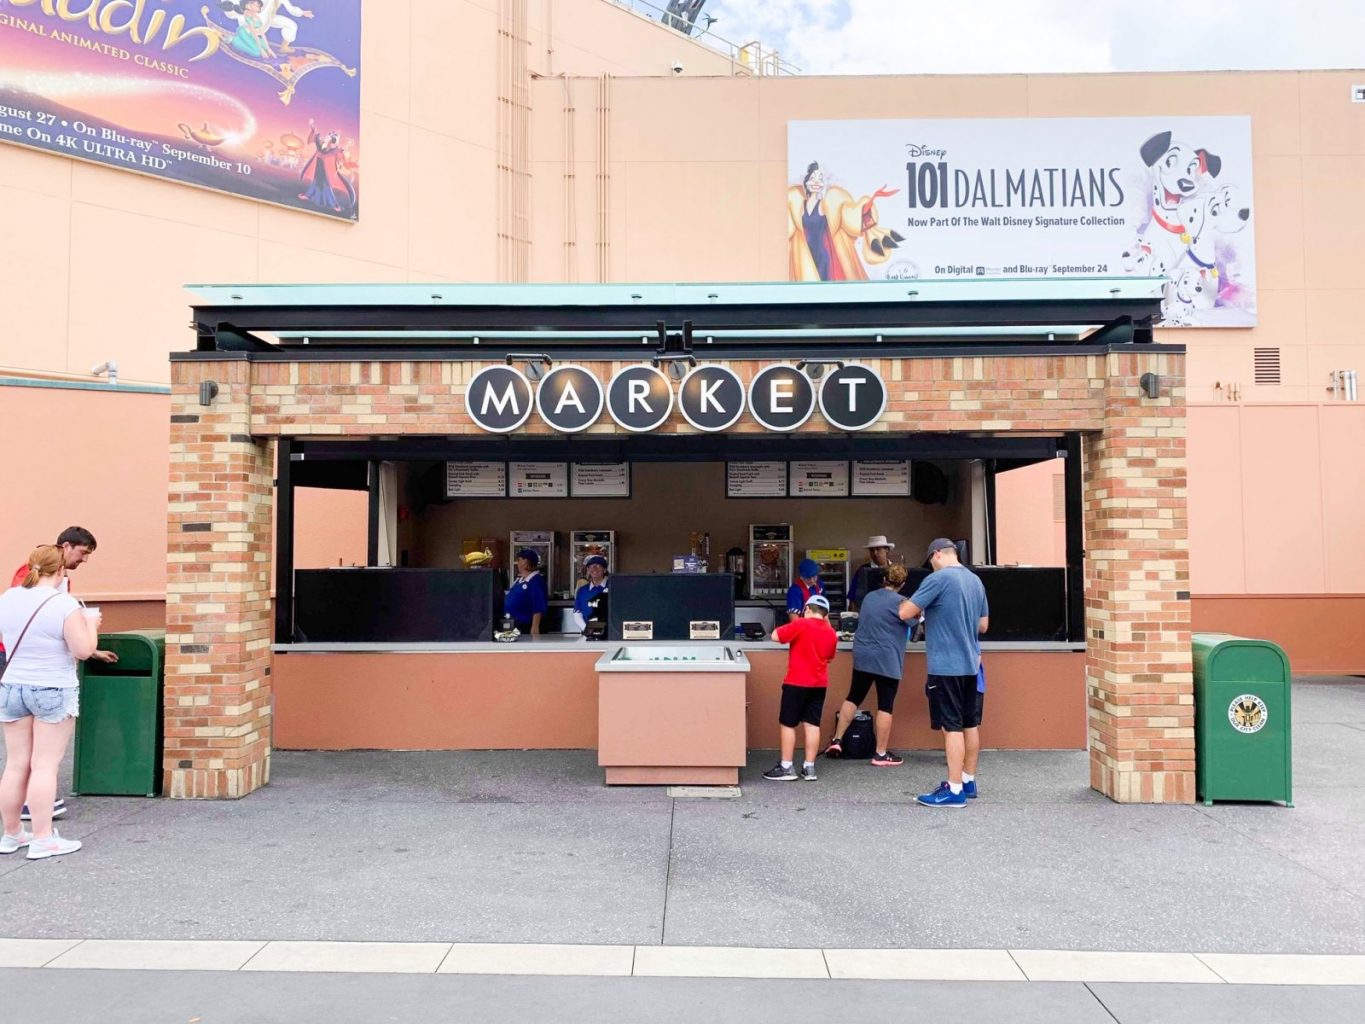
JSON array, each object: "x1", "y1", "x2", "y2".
[{"x1": 904, "y1": 538, "x2": 989, "y2": 808}]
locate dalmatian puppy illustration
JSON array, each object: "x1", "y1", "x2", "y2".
[
  {"x1": 1161, "y1": 266, "x2": 1216, "y2": 325},
  {"x1": 1119, "y1": 235, "x2": 1169, "y2": 277}
]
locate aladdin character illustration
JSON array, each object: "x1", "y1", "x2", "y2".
[
  {"x1": 298, "y1": 119, "x2": 356, "y2": 213},
  {"x1": 207, "y1": 2, "x2": 357, "y2": 105},
  {"x1": 787, "y1": 162, "x2": 904, "y2": 281}
]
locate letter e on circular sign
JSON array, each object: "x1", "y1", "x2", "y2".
[
  {"x1": 607, "y1": 365, "x2": 674, "y2": 432},
  {"x1": 749, "y1": 364, "x2": 814, "y2": 432},
  {"x1": 819, "y1": 364, "x2": 887, "y2": 431},
  {"x1": 536, "y1": 365, "x2": 605, "y2": 433},
  {"x1": 465, "y1": 365, "x2": 533, "y2": 433},
  {"x1": 679, "y1": 365, "x2": 745, "y2": 431}
]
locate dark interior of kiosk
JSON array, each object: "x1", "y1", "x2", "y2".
[{"x1": 280, "y1": 430, "x2": 1085, "y2": 645}]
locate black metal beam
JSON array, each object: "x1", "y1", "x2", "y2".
[
  {"x1": 366, "y1": 461, "x2": 380, "y2": 567},
  {"x1": 275, "y1": 437, "x2": 296, "y2": 644},
  {"x1": 191, "y1": 294, "x2": 1162, "y2": 342},
  {"x1": 984, "y1": 461, "x2": 998, "y2": 566},
  {"x1": 1063, "y1": 432, "x2": 1085, "y2": 643},
  {"x1": 290, "y1": 432, "x2": 1064, "y2": 465}
]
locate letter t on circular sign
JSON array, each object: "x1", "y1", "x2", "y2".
[
  {"x1": 748, "y1": 364, "x2": 815, "y2": 432},
  {"x1": 536, "y1": 365, "x2": 605, "y2": 433},
  {"x1": 607, "y1": 365, "x2": 674, "y2": 432},
  {"x1": 465, "y1": 365, "x2": 534, "y2": 433},
  {"x1": 819, "y1": 364, "x2": 887, "y2": 431}
]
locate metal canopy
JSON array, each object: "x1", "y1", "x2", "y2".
[{"x1": 184, "y1": 278, "x2": 1170, "y2": 358}]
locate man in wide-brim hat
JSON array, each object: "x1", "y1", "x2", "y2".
[{"x1": 847, "y1": 534, "x2": 895, "y2": 611}]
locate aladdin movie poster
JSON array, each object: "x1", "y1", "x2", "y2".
[
  {"x1": 0, "y1": 0, "x2": 362, "y2": 221},
  {"x1": 788, "y1": 117, "x2": 1256, "y2": 327}
]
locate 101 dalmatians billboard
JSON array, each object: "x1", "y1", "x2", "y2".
[
  {"x1": 0, "y1": 1, "x2": 361, "y2": 221},
  {"x1": 788, "y1": 117, "x2": 1256, "y2": 327}
]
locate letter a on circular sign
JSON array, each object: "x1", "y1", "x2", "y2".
[
  {"x1": 466, "y1": 365, "x2": 533, "y2": 433},
  {"x1": 607, "y1": 365, "x2": 674, "y2": 432},
  {"x1": 749, "y1": 364, "x2": 815, "y2": 432},
  {"x1": 536, "y1": 365, "x2": 605, "y2": 433},
  {"x1": 679, "y1": 365, "x2": 745, "y2": 431},
  {"x1": 819, "y1": 364, "x2": 887, "y2": 431}
]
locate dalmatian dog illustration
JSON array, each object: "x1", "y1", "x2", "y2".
[
  {"x1": 1174, "y1": 184, "x2": 1252, "y2": 278},
  {"x1": 1119, "y1": 235, "x2": 1169, "y2": 278},
  {"x1": 1161, "y1": 266, "x2": 1216, "y2": 325},
  {"x1": 1140, "y1": 131, "x2": 1223, "y2": 269}
]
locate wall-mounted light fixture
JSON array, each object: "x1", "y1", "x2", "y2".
[
  {"x1": 504, "y1": 352, "x2": 554, "y2": 380},
  {"x1": 1139, "y1": 372, "x2": 1160, "y2": 399},
  {"x1": 796, "y1": 358, "x2": 845, "y2": 380},
  {"x1": 199, "y1": 380, "x2": 220, "y2": 406}
]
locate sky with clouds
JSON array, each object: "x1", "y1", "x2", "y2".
[{"x1": 696, "y1": 0, "x2": 1365, "y2": 76}]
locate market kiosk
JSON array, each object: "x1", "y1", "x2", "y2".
[{"x1": 166, "y1": 280, "x2": 1192, "y2": 804}]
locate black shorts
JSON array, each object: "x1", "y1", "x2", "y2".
[
  {"x1": 925, "y1": 674, "x2": 984, "y2": 732},
  {"x1": 778, "y1": 684, "x2": 826, "y2": 728},
  {"x1": 843, "y1": 668, "x2": 900, "y2": 714}
]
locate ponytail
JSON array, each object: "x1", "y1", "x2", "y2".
[{"x1": 22, "y1": 545, "x2": 63, "y2": 588}]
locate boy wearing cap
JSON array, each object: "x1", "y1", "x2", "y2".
[
  {"x1": 785, "y1": 558, "x2": 825, "y2": 623},
  {"x1": 763, "y1": 593, "x2": 838, "y2": 782},
  {"x1": 504, "y1": 548, "x2": 549, "y2": 635},
  {"x1": 902, "y1": 538, "x2": 989, "y2": 808}
]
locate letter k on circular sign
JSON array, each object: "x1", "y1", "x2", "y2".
[
  {"x1": 536, "y1": 365, "x2": 605, "y2": 432},
  {"x1": 679, "y1": 365, "x2": 745, "y2": 431},
  {"x1": 465, "y1": 365, "x2": 533, "y2": 433},
  {"x1": 749, "y1": 364, "x2": 815, "y2": 432},
  {"x1": 819, "y1": 364, "x2": 887, "y2": 431}
]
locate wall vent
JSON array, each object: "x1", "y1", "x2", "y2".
[{"x1": 1253, "y1": 347, "x2": 1281, "y2": 385}]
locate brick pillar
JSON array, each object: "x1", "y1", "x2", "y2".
[
  {"x1": 1084, "y1": 351, "x2": 1194, "y2": 803},
  {"x1": 165, "y1": 357, "x2": 273, "y2": 799}
]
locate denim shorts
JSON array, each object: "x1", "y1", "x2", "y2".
[{"x1": 0, "y1": 683, "x2": 81, "y2": 724}]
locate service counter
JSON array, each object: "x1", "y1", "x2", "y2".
[{"x1": 270, "y1": 638, "x2": 1087, "y2": 753}]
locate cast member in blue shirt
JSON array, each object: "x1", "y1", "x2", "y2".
[
  {"x1": 572, "y1": 555, "x2": 609, "y2": 632},
  {"x1": 903, "y1": 538, "x2": 989, "y2": 808},
  {"x1": 785, "y1": 558, "x2": 825, "y2": 622},
  {"x1": 504, "y1": 548, "x2": 550, "y2": 635}
]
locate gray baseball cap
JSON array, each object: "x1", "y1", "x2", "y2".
[
  {"x1": 805, "y1": 594, "x2": 831, "y2": 611},
  {"x1": 926, "y1": 537, "x2": 957, "y2": 560}
]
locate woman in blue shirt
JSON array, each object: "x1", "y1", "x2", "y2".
[
  {"x1": 571, "y1": 555, "x2": 609, "y2": 632},
  {"x1": 504, "y1": 549, "x2": 549, "y2": 635}
]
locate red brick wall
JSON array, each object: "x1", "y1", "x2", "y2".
[{"x1": 168, "y1": 349, "x2": 1190, "y2": 802}]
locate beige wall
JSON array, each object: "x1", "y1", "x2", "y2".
[
  {"x1": 402, "y1": 460, "x2": 973, "y2": 586},
  {"x1": 995, "y1": 460, "x2": 1066, "y2": 568}
]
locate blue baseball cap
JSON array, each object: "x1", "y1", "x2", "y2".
[
  {"x1": 584, "y1": 555, "x2": 608, "y2": 570},
  {"x1": 516, "y1": 548, "x2": 540, "y2": 567},
  {"x1": 797, "y1": 558, "x2": 820, "y2": 578},
  {"x1": 805, "y1": 594, "x2": 831, "y2": 612}
]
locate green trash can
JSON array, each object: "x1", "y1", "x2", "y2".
[
  {"x1": 72, "y1": 629, "x2": 166, "y2": 797},
  {"x1": 1191, "y1": 632, "x2": 1292, "y2": 807}
]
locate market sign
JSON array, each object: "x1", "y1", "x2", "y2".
[
  {"x1": 465, "y1": 362, "x2": 887, "y2": 435},
  {"x1": 788, "y1": 116, "x2": 1256, "y2": 327},
  {"x1": 0, "y1": 0, "x2": 362, "y2": 221}
]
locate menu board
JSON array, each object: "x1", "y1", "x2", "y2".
[
  {"x1": 571, "y1": 463, "x2": 631, "y2": 498},
  {"x1": 790, "y1": 461, "x2": 850, "y2": 497},
  {"x1": 727, "y1": 461, "x2": 787, "y2": 498},
  {"x1": 852, "y1": 460, "x2": 913, "y2": 497},
  {"x1": 445, "y1": 461, "x2": 506, "y2": 498},
  {"x1": 509, "y1": 461, "x2": 569, "y2": 498}
]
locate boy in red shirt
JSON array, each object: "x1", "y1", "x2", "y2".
[{"x1": 764, "y1": 593, "x2": 838, "y2": 782}]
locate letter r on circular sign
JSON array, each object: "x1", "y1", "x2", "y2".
[{"x1": 607, "y1": 365, "x2": 674, "y2": 432}]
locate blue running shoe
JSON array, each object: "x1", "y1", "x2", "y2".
[
  {"x1": 916, "y1": 782, "x2": 967, "y2": 808},
  {"x1": 942, "y1": 779, "x2": 979, "y2": 799}
]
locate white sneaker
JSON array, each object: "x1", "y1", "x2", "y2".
[
  {"x1": 26, "y1": 829, "x2": 81, "y2": 860},
  {"x1": 0, "y1": 829, "x2": 33, "y2": 854}
]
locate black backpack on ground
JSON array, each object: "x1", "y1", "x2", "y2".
[{"x1": 841, "y1": 710, "x2": 876, "y2": 759}]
